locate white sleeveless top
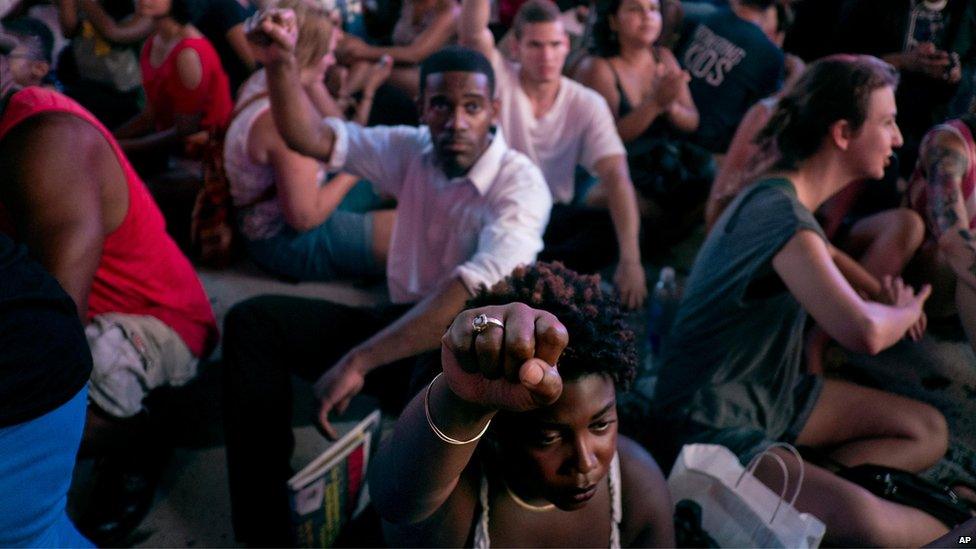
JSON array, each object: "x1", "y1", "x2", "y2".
[
  {"x1": 223, "y1": 70, "x2": 327, "y2": 240},
  {"x1": 472, "y1": 452, "x2": 622, "y2": 549}
]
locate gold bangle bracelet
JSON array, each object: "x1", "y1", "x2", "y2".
[{"x1": 424, "y1": 372, "x2": 491, "y2": 445}]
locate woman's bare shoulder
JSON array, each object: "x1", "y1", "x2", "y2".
[{"x1": 617, "y1": 435, "x2": 676, "y2": 547}]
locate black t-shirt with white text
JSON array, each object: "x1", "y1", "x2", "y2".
[
  {"x1": 193, "y1": 0, "x2": 256, "y2": 93},
  {"x1": 677, "y1": 8, "x2": 784, "y2": 153}
]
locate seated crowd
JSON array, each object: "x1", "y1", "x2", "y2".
[{"x1": 2, "y1": 0, "x2": 976, "y2": 546}]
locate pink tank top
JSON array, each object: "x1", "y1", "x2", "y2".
[
  {"x1": 0, "y1": 87, "x2": 218, "y2": 357},
  {"x1": 907, "y1": 118, "x2": 976, "y2": 234}
]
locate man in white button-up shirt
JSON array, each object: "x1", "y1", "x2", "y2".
[
  {"x1": 222, "y1": 14, "x2": 551, "y2": 544},
  {"x1": 459, "y1": 0, "x2": 648, "y2": 309}
]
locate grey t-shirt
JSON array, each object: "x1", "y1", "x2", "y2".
[{"x1": 654, "y1": 178, "x2": 826, "y2": 441}]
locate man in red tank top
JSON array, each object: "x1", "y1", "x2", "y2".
[{"x1": 0, "y1": 30, "x2": 217, "y2": 545}]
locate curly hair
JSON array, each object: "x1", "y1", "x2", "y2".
[
  {"x1": 590, "y1": 0, "x2": 669, "y2": 57},
  {"x1": 466, "y1": 262, "x2": 638, "y2": 390},
  {"x1": 168, "y1": 0, "x2": 198, "y2": 26}
]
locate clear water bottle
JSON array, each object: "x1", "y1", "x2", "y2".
[{"x1": 647, "y1": 267, "x2": 680, "y2": 356}]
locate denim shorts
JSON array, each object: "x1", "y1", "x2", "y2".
[
  {"x1": 246, "y1": 210, "x2": 380, "y2": 282},
  {"x1": 655, "y1": 374, "x2": 825, "y2": 469}
]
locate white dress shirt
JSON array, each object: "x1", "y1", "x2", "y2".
[{"x1": 324, "y1": 118, "x2": 553, "y2": 303}]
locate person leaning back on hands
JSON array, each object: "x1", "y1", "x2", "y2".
[{"x1": 369, "y1": 262, "x2": 675, "y2": 547}]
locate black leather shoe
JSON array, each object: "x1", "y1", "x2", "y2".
[{"x1": 76, "y1": 454, "x2": 166, "y2": 547}]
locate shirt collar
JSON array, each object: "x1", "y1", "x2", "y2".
[{"x1": 458, "y1": 128, "x2": 508, "y2": 196}]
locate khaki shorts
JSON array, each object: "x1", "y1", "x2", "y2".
[{"x1": 86, "y1": 313, "x2": 198, "y2": 418}]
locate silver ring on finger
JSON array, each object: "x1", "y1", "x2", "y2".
[{"x1": 472, "y1": 313, "x2": 504, "y2": 334}]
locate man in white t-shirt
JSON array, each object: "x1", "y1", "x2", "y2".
[
  {"x1": 222, "y1": 13, "x2": 552, "y2": 544},
  {"x1": 459, "y1": 0, "x2": 647, "y2": 308}
]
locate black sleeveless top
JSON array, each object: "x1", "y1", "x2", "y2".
[{"x1": 607, "y1": 51, "x2": 675, "y2": 158}]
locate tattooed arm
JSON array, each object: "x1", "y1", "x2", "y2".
[{"x1": 922, "y1": 129, "x2": 976, "y2": 290}]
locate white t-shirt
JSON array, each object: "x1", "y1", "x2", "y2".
[
  {"x1": 325, "y1": 118, "x2": 552, "y2": 303},
  {"x1": 490, "y1": 52, "x2": 626, "y2": 204}
]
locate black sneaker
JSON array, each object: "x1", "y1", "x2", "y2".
[{"x1": 75, "y1": 452, "x2": 167, "y2": 547}]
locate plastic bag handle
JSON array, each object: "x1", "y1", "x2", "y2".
[
  {"x1": 736, "y1": 442, "x2": 806, "y2": 523},
  {"x1": 737, "y1": 450, "x2": 789, "y2": 523},
  {"x1": 761, "y1": 443, "x2": 805, "y2": 507}
]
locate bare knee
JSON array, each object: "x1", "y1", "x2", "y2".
[
  {"x1": 890, "y1": 208, "x2": 926, "y2": 255},
  {"x1": 905, "y1": 402, "x2": 949, "y2": 466}
]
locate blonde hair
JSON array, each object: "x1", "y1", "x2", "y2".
[{"x1": 277, "y1": 0, "x2": 334, "y2": 69}]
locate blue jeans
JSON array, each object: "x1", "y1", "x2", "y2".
[
  {"x1": 0, "y1": 388, "x2": 92, "y2": 547},
  {"x1": 246, "y1": 210, "x2": 380, "y2": 282}
]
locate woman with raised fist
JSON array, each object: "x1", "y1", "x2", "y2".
[{"x1": 368, "y1": 262, "x2": 675, "y2": 548}]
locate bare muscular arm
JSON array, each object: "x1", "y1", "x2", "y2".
[{"x1": 0, "y1": 114, "x2": 127, "y2": 318}]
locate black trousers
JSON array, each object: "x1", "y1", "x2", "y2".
[{"x1": 221, "y1": 294, "x2": 430, "y2": 544}]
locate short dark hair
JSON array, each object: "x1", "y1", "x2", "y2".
[
  {"x1": 775, "y1": 0, "x2": 795, "y2": 35},
  {"x1": 757, "y1": 54, "x2": 899, "y2": 169},
  {"x1": 467, "y1": 262, "x2": 638, "y2": 390},
  {"x1": 512, "y1": 0, "x2": 562, "y2": 39},
  {"x1": 419, "y1": 45, "x2": 496, "y2": 97},
  {"x1": 590, "y1": 0, "x2": 624, "y2": 57},
  {"x1": 169, "y1": 0, "x2": 198, "y2": 26},
  {"x1": 5, "y1": 17, "x2": 53, "y2": 64}
]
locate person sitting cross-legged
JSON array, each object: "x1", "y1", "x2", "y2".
[{"x1": 652, "y1": 55, "x2": 951, "y2": 546}]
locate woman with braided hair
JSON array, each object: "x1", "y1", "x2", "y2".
[{"x1": 369, "y1": 262, "x2": 675, "y2": 547}]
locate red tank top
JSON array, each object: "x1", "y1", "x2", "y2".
[
  {"x1": 141, "y1": 34, "x2": 233, "y2": 132},
  {"x1": 0, "y1": 87, "x2": 218, "y2": 357}
]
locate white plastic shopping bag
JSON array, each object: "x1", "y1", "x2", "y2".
[{"x1": 667, "y1": 443, "x2": 826, "y2": 548}]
